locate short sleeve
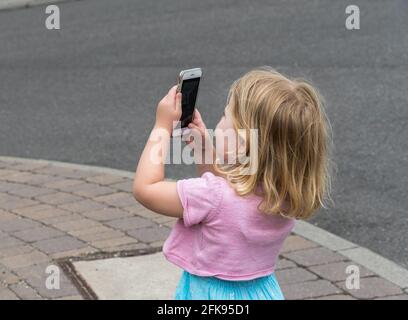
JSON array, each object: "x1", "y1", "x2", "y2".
[{"x1": 176, "y1": 172, "x2": 223, "y2": 228}]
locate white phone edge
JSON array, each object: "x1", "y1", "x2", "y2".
[{"x1": 173, "y1": 67, "x2": 202, "y2": 137}]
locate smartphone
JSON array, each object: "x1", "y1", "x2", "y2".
[{"x1": 173, "y1": 68, "x2": 202, "y2": 136}]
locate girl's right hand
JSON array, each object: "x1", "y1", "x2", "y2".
[
  {"x1": 185, "y1": 109, "x2": 212, "y2": 152},
  {"x1": 185, "y1": 109, "x2": 220, "y2": 176}
]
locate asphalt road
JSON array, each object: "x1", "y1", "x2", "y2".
[{"x1": 0, "y1": 0, "x2": 407, "y2": 267}]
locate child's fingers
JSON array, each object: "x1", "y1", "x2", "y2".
[
  {"x1": 168, "y1": 85, "x2": 178, "y2": 97},
  {"x1": 188, "y1": 123, "x2": 204, "y2": 135},
  {"x1": 194, "y1": 108, "x2": 202, "y2": 118},
  {"x1": 193, "y1": 109, "x2": 208, "y2": 129},
  {"x1": 175, "y1": 92, "x2": 182, "y2": 116},
  {"x1": 193, "y1": 109, "x2": 203, "y2": 123}
]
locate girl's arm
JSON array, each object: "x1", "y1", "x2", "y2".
[{"x1": 133, "y1": 85, "x2": 184, "y2": 218}]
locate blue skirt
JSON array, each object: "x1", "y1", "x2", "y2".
[{"x1": 175, "y1": 271, "x2": 284, "y2": 300}]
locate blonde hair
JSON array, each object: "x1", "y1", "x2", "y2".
[{"x1": 215, "y1": 67, "x2": 332, "y2": 220}]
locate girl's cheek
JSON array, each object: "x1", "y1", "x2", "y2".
[
  {"x1": 215, "y1": 118, "x2": 224, "y2": 131},
  {"x1": 215, "y1": 130, "x2": 237, "y2": 162},
  {"x1": 214, "y1": 130, "x2": 227, "y2": 160}
]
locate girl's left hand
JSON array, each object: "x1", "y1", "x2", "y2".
[{"x1": 155, "y1": 85, "x2": 182, "y2": 133}]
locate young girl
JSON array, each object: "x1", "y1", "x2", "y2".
[{"x1": 133, "y1": 67, "x2": 330, "y2": 300}]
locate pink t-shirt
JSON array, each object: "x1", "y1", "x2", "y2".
[{"x1": 163, "y1": 172, "x2": 295, "y2": 281}]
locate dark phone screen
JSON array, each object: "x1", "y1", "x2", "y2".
[{"x1": 180, "y1": 78, "x2": 200, "y2": 128}]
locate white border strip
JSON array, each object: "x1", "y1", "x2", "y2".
[{"x1": 1, "y1": 155, "x2": 408, "y2": 289}]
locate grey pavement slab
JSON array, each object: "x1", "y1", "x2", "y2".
[{"x1": 73, "y1": 252, "x2": 182, "y2": 300}]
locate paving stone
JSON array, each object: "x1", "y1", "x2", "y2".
[
  {"x1": 9, "y1": 281, "x2": 42, "y2": 300},
  {"x1": 13, "y1": 205, "x2": 71, "y2": 221},
  {"x1": 57, "y1": 181, "x2": 89, "y2": 193},
  {"x1": 164, "y1": 220, "x2": 177, "y2": 228},
  {"x1": 123, "y1": 205, "x2": 160, "y2": 219},
  {"x1": 0, "y1": 250, "x2": 49, "y2": 269},
  {"x1": 67, "y1": 225, "x2": 115, "y2": 237},
  {"x1": 81, "y1": 207, "x2": 133, "y2": 222},
  {"x1": 90, "y1": 236, "x2": 139, "y2": 250},
  {"x1": 29, "y1": 175, "x2": 63, "y2": 186},
  {"x1": 0, "y1": 171, "x2": 29, "y2": 181},
  {"x1": 276, "y1": 267, "x2": 318, "y2": 284},
  {"x1": 42, "y1": 213, "x2": 83, "y2": 225},
  {"x1": 13, "y1": 226, "x2": 65, "y2": 243},
  {"x1": 50, "y1": 246, "x2": 98, "y2": 260},
  {"x1": 126, "y1": 225, "x2": 171, "y2": 243},
  {"x1": 33, "y1": 236, "x2": 87, "y2": 255},
  {"x1": 281, "y1": 280, "x2": 342, "y2": 300},
  {"x1": 106, "y1": 216, "x2": 155, "y2": 231},
  {"x1": 93, "y1": 192, "x2": 136, "y2": 207},
  {"x1": 43, "y1": 178, "x2": 85, "y2": 190},
  {"x1": 281, "y1": 235, "x2": 319, "y2": 253},
  {"x1": 0, "y1": 245, "x2": 35, "y2": 258},
  {"x1": 0, "y1": 161, "x2": 8, "y2": 169},
  {"x1": 86, "y1": 174, "x2": 127, "y2": 186},
  {"x1": 0, "y1": 192, "x2": 10, "y2": 199},
  {"x1": 0, "y1": 218, "x2": 42, "y2": 233},
  {"x1": 282, "y1": 247, "x2": 346, "y2": 267},
  {"x1": 53, "y1": 168, "x2": 99, "y2": 179},
  {"x1": 152, "y1": 215, "x2": 177, "y2": 224},
  {"x1": 6, "y1": 173, "x2": 58, "y2": 185},
  {"x1": 58, "y1": 199, "x2": 106, "y2": 213},
  {"x1": 149, "y1": 240, "x2": 165, "y2": 249},
  {"x1": 0, "y1": 265, "x2": 20, "y2": 285},
  {"x1": 15, "y1": 262, "x2": 80, "y2": 299},
  {"x1": 35, "y1": 192, "x2": 83, "y2": 205},
  {"x1": 0, "y1": 237, "x2": 24, "y2": 250},
  {"x1": 0, "y1": 230, "x2": 8, "y2": 239},
  {"x1": 0, "y1": 169, "x2": 20, "y2": 177},
  {"x1": 1, "y1": 196, "x2": 39, "y2": 211},
  {"x1": 276, "y1": 258, "x2": 297, "y2": 270},
  {"x1": 34, "y1": 166, "x2": 96, "y2": 179},
  {"x1": 337, "y1": 276, "x2": 403, "y2": 299},
  {"x1": 0, "y1": 181, "x2": 23, "y2": 192},
  {"x1": 7, "y1": 185, "x2": 55, "y2": 198},
  {"x1": 9, "y1": 162, "x2": 48, "y2": 171},
  {"x1": 0, "y1": 210, "x2": 19, "y2": 221},
  {"x1": 0, "y1": 286, "x2": 19, "y2": 299},
  {"x1": 52, "y1": 218, "x2": 102, "y2": 232},
  {"x1": 109, "y1": 180, "x2": 133, "y2": 192},
  {"x1": 71, "y1": 184, "x2": 116, "y2": 198},
  {"x1": 309, "y1": 261, "x2": 375, "y2": 282},
  {"x1": 76, "y1": 230, "x2": 125, "y2": 242}
]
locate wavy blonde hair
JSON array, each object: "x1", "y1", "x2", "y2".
[{"x1": 215, "y1": 67, "x2": 332, "y2": 220}]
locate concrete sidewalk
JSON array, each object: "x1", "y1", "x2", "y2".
[{"x1": 0, "y1": 156, "x2": 407, "y2": 300}]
